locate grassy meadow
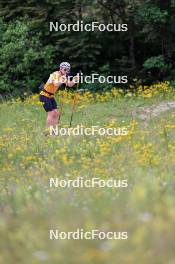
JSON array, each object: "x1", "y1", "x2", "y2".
[{"x1": 0, "y1": 83, "x2": 175, "y2": 264}]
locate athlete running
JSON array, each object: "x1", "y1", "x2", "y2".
[{"x1": 39, "y1": 62, "x2": 78, "y2": 130}]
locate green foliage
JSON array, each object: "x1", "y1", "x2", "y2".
[
  {"x1": 170, "y1": 80, "x2": 175, "y2": 88},
  {"x1": 171, "y1": 0, "x2": 175, "y2": 7},
  {"x1": 143, "y1": 55, "x2": 169, "y2": 70},
  {"x1": 137, "y1": 4, "x2": 168, "y2": 23},
  {"x1": 0, "y1": 18, "x2": 56, "y2": 94},
  {"x1": 0, "y1": 0, "x2": 175, "y2": 94},
  {"x1": 56, "y1": 30, "x2": 102, "y2": 71}
]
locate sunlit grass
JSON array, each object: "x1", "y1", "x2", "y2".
[{"x1": 0, "y1": 83, "x2": 175, "y2": 264}]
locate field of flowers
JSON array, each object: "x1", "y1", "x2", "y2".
[{"x1": 0, "y1": 82, "x2": 175, "y2": 264}]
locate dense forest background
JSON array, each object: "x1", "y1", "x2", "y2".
[{"x1": 1, "y1": 0, "x2": 175, "y2": 95}]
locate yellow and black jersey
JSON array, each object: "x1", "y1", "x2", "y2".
[{"x1": 40, "y1": 71, "x2": 67, "y2": 98}]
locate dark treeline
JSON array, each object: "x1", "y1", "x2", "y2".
[{"x1": 0, "y1": 0, "x2": 175, "y2": 95}]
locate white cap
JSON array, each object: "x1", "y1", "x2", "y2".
[{"x1": 59, "y1": 62, "x2": 71, "y2": 70}]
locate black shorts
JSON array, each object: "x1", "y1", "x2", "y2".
[{"x1": 40, "y1": 95, "x2": 57, "y2": 112}]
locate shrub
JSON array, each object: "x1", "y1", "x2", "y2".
[{"x1": 0, "y1": 18, "x2": 56, "y2": 95}]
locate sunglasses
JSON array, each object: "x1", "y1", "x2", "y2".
[{"x1": 62, "y1": 68, "x2": 70, "y2": 72}]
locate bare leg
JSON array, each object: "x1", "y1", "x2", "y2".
[
  {"x1": 44, "y1": 110, "x2": 59, "y2": 136},
  {"x1": 46, "y1": 109, "x2": 59, "y2": 127}
]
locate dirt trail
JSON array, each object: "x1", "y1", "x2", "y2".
[{"x1": 132, "y1": 101, "x2": 175, "y2": 120}]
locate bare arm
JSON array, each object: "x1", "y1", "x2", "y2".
[
  {"x1": 67, "y1": 74, "x2": 80, "y2": 87},
  {"x1": 52, "y1": 73, "x2": 79, "y2": 88}
]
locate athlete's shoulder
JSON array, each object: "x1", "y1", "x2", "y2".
[
  {"x1": 51, "y1": 71, "x2": 61, "y2": 79},
  {"x1": 51, "y1": 71, "x2": 61, "y2": 76},
  {"x1": 51, "y1": 71, "x2": 58, "y2": 74}
]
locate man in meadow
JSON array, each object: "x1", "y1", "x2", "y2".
[{"x1": 39, "y1": 62, "x2": 79, "y2": 133}]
